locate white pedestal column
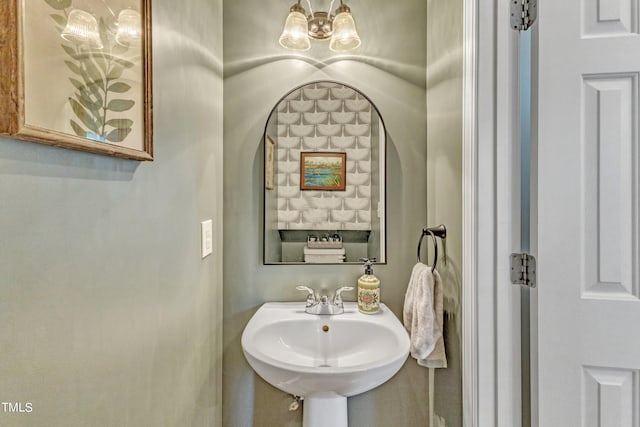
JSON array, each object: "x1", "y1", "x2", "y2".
[{"x1": 302, "y1": 392, "x2": 348, "y2": 427}]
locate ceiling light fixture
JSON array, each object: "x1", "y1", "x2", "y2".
[{"x1": 279, "y1": 0, "x2": 361, "y2": 52}]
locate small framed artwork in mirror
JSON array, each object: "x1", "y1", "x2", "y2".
[
  {"x1": 300, "y1": 152, "x2": 346, "y2": 191},
  {"x1": 265, "y1": 135, "x2": 275, "y2": 190}
]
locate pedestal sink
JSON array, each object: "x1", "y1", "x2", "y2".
[{"x1": 241, "y1": 302, "x2": 410, "y2": 427}]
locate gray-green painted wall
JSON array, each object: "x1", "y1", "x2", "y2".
[
  {"x1": 427, "y1": 0, "x2": 464, "y2": 425},
  {"x1": 223, "y1": 0, "x2": 433, "y2": 425},
  {"x1": 0, "y1": 1, "x2": 224, "y2": 426}
]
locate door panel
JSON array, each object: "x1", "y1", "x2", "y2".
[
  {"x1": 583, "y1": 367, "x2": 639, "y2": 427},
  {"x1": 582, "y1": 74, "x2": 638, "y2": 300},
  {"x1": 536, "y1": 0, "x2": 640, "y2": 424}
]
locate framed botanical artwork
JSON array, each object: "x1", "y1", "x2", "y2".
[
  {"x1": 300, "y1": 152, "x2": 347, "y2": 191},
  {"x1": 0, "y1": 0, "x2": 153, "y2": 160},
  {"x1": 265, "y1": 135, "x2": 275, "y2": 190}
]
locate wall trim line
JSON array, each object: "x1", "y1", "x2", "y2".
[{"x1": 462, "y1": 0, "x2": 479, "y2": 425}]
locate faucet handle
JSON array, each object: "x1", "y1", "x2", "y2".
[
  {"x1": 333, "y1": 286, "x2": 354, "y2": 305},
  {"x1": 296, "y1": 285, "x2": 317, "y2": 306}
]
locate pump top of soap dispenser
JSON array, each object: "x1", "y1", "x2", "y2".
[{"x1": 360, "y1": 258, "x2": 376, "y2": 275}]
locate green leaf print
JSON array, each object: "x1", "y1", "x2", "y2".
[
  {"x1": 44, "y1": 0, "x2": 71, "y2": 10},
  {"x1": 107, "y1": 99, "x2": 135, "y2": 112}
]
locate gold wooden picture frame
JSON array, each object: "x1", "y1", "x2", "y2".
[
  {"x1": 0, "y1": 0, "x2": 153, "y2": 160},
  {"x1": 265, "y1": 135, "x2": 275, "y2": 190},
  {"x1": 300, "y1": 152, "x2": 347, "y2": 191}
]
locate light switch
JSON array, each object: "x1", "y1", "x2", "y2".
[{"x1": 201, "y1": 219, "x2": 213, "y2": 258}]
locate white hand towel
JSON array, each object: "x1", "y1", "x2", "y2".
[{"x1": 403, "y1": 262, "x2": 447, "y2": 368}]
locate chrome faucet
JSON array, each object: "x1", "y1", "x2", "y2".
[{"x1": 296, "y1": 285, "x2": 354, "y2": 315}]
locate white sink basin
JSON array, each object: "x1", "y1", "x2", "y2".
[{"x1": 241, "y1": 302, "x2": 410, "y2": 427}]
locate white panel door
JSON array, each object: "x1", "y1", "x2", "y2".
[{"x1": 537, "y1": 0, "x2": 640, "y2": 425}]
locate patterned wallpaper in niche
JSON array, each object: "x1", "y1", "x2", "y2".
[{"x1": 276, "y1": 82, "x2": 373, "y2": 231}]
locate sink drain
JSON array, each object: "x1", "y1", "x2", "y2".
[{"x1": 322, "y1": 325, "x2": 329, "y2": 332}]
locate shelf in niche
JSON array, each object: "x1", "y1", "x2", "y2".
[{"x1": 278, "y1": 229, "x2": 371, "y2": 243}]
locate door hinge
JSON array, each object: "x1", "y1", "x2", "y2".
[
  {"x1": 510, "y1": 0, "x2": 537, "y2": 31},
  {"x1": 510, "y1": 253, "x2": 537, "y2": 288}
]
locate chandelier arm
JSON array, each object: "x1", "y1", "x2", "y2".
[
  {"x1": 327, "y1": 0, "x2": 336, "y2": 15},
  {"x1": 305, "y1": 0, "x2": 314, "y2": 15}
]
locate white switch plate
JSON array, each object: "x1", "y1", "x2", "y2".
[{"x1": 201, "y1": 219, "x2": 213, "y2": 258}]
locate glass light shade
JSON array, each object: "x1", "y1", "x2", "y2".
[
  {"x1": 279, "y1": 10, "x2": 311, "y2": 51},
  {"x1": 329, "y1": 11, "x2": 361, "y2": 52},
  {"x1": 115, "y1": 9, "x2": 142, "y2": 46},
  {"x1": 61, "y1": 9, "x2": 103, "y2": 49}
]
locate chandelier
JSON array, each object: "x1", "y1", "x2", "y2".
[{"x1": 279, "y1": 0, "x2": 361, "y2": 52}]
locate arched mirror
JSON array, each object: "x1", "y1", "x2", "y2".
[{"x1": 263, "y1": 81, "x2": 387, "y2": 264}]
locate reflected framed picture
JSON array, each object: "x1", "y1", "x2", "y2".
[
  {"x1": 0, "y1": 0, "x2": 153, "y2": 160},
  {"x1": 265, "y1": 135, "x2": 275, "y2": 190},
  {"x1": 300, "y1": 152, "x2": 346, "y2": 191}
]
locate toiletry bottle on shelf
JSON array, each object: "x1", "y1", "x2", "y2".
[{"x1": 357, "y1": 258, "x2": 380, "y2": 314}]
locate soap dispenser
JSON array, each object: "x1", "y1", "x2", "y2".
[{"x1": 357, "y1": 258, "x2": 380, "y2": 314}]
